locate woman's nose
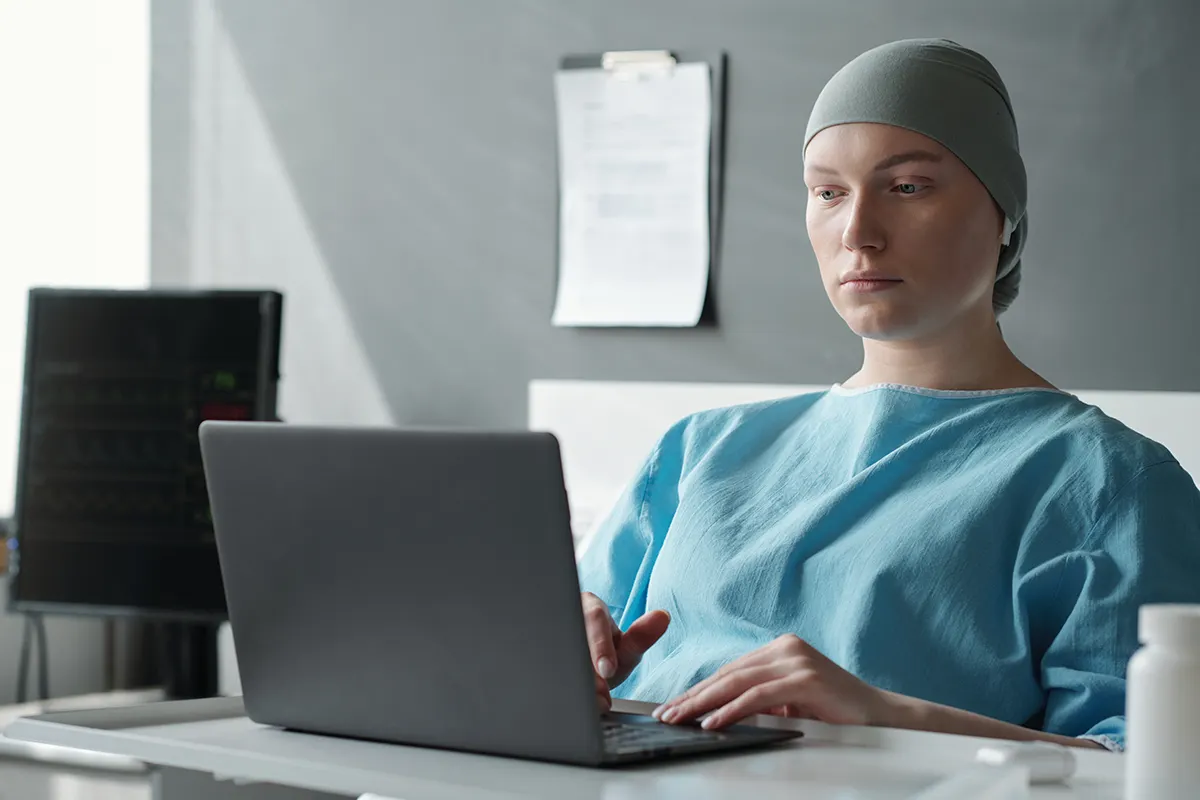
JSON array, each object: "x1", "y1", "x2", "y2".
[{"x1": 842, "y1": 198, "x2": 886, "y2": 252}]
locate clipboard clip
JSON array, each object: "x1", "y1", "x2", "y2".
[{"x1": 602, "y1": 50, "x2": 676, "y2": 80}]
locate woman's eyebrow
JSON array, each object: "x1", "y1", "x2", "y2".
[
  {"x1": 805, "y1": 149, "x2": 944, "y2": 178},
  {"x1": 872, "y1": 150, "x2": 943, "y2": 171}
]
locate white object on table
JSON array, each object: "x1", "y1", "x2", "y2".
[
  {"x1": 1, "y1": 696, "x2": 1125, "y2": 799},
  {"x1": 975, "y1": 741, "x2": 1076, "y2": 784},
  {"x1": 1125, "y1": 603, "x2": 1200, "y2": 799},
  {"x1": 552, "y1": 60, "x2": 712, "y2": 327}
]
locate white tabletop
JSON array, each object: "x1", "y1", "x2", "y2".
[
  {"x1": 0, "y1": 688, "x2": 163, "y2": 772},
  {"x1": 2, "y1": 696, "x2": 1124, "y2": 799}
]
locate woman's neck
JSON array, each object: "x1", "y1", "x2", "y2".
[{"x1": 842, "y1": 314, "x2": 1055, "y2": 392}]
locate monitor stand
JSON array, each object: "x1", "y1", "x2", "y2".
[{"x1": 158, "y1": 622, "x2": 219, "y2": 700}]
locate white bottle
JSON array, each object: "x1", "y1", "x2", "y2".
[{"x1": 1125, "y1": 604, "x2": 1200, "y2": 799}]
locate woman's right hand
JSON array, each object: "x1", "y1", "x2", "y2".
[{"x1": 581, "y1": 591, "x2": 671, "y2": 711}]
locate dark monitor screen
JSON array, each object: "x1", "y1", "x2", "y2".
[{"x1": 6, "y1": 289, "x2": 282, "y2": 620}]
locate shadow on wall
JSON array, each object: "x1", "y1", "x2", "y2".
[{"x1": 183, "y1": 0, "x2": 393, "y2": 428}]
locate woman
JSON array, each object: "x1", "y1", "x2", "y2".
[{"x1": 576, "y1": 38, "x2": 1200, "y2": 752}]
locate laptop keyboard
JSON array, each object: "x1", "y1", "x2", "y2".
[{"x1": 601, "y1": 716, "x2": 731, "y2": 755}]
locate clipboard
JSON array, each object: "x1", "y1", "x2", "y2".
[{"x1": 554, "y1": 49, "x2": 728, "y2": 326}]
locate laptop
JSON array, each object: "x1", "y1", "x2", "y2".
[{"x1": 198, "y1": 422, "x2": 801, "y2": 766}]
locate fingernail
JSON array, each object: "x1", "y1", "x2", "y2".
[
  {"x1": 597, "y1": 657, "x2": 615, "y2": 678},
  {"x1": 701, "y1": 716, "x2": 718, "y2": 730},
  {"x1": 662, "y1": 708, "x2": 679, "y2": 724},
  {"x1": 651, "y1": 705, "x2": 665, "y2": 720}
]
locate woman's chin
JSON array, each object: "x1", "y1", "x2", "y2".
[{"x1": 840, "y1": 306, "x2": 918, "y2": 341}]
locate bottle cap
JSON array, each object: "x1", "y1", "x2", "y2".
[{"x1": 1139, "y1": 604, "x2": 1200, "y2": 649}]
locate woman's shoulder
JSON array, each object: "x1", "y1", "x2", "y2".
[
  {"x1": 1033, "y1": 393, "x2": 1181, "y2": 473},
  {"x1": 895, "y1": 386, "x2": 1183, "y2": 475},
  {"x1": 1007, "y1": 393, "x2": 1199, "y2": 540}
]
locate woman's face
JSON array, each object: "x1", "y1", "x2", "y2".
[{"x1": 804, "y1": 123, "x2": 1006, "y2": 341}]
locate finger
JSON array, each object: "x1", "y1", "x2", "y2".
[
  {"x1": 656, "y1": 647, "x2": 782, "y2": 716},
  {"x1": 582, "y1": 602, "x2": 620, "y2": 679},
  {"x1": 595, "y1": 672, "x2": 612, "y2": 712},
  {"x1": 657, "y1": 664, "x2": 786, "y2": 724},
  {"x1": 691, "y1": 637, "x2": 810, "y2": 695},
  {"x1": 699, "y1": 675, "x2": 807, "y2": 730},
  {"x1": 619, "y1": 610, "x2": 670, "y2": 657}
]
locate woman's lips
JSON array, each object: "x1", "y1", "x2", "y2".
[{"x1": 841, "y1": 278, "x2": 902, "y2": 293}]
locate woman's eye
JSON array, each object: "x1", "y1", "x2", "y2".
[
  {"x1": 895, "y1": 183, "x2": 920, "y2": 195},
  {"x1": 818, "y1": 189, "x2": 839, "y2": 201}
]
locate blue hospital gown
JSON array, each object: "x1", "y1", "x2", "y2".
[{"x1": 576, "y1": 384, "x2": 1200, "y2": 750}]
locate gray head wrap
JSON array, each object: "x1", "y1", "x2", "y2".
[{"x1": 804, "y1": 39, "x2": 1027, "y2": 315}]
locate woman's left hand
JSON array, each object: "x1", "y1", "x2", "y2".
[{"x1": 652, "y1": 634, "x2": 901, "y2": 730}]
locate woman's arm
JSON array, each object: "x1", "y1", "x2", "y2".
[
  {"x1": 653, "y1": 634, "x2": 1106, "y2": 749},
  {"x1": 882, "y1": 691, "x2": 1102, "y2": 749}
]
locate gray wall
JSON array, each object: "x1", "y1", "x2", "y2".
[{"x1": 151, "y1": 0, "x2": 1200, "y2": 430}]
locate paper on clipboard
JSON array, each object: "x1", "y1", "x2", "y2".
[{"x1": 552, "y1": 61, "x2": 712, "y2": 327}]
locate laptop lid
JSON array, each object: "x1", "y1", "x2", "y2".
[{"x1": 199, "y1": 422, "x2": 605, "y2": 764}]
